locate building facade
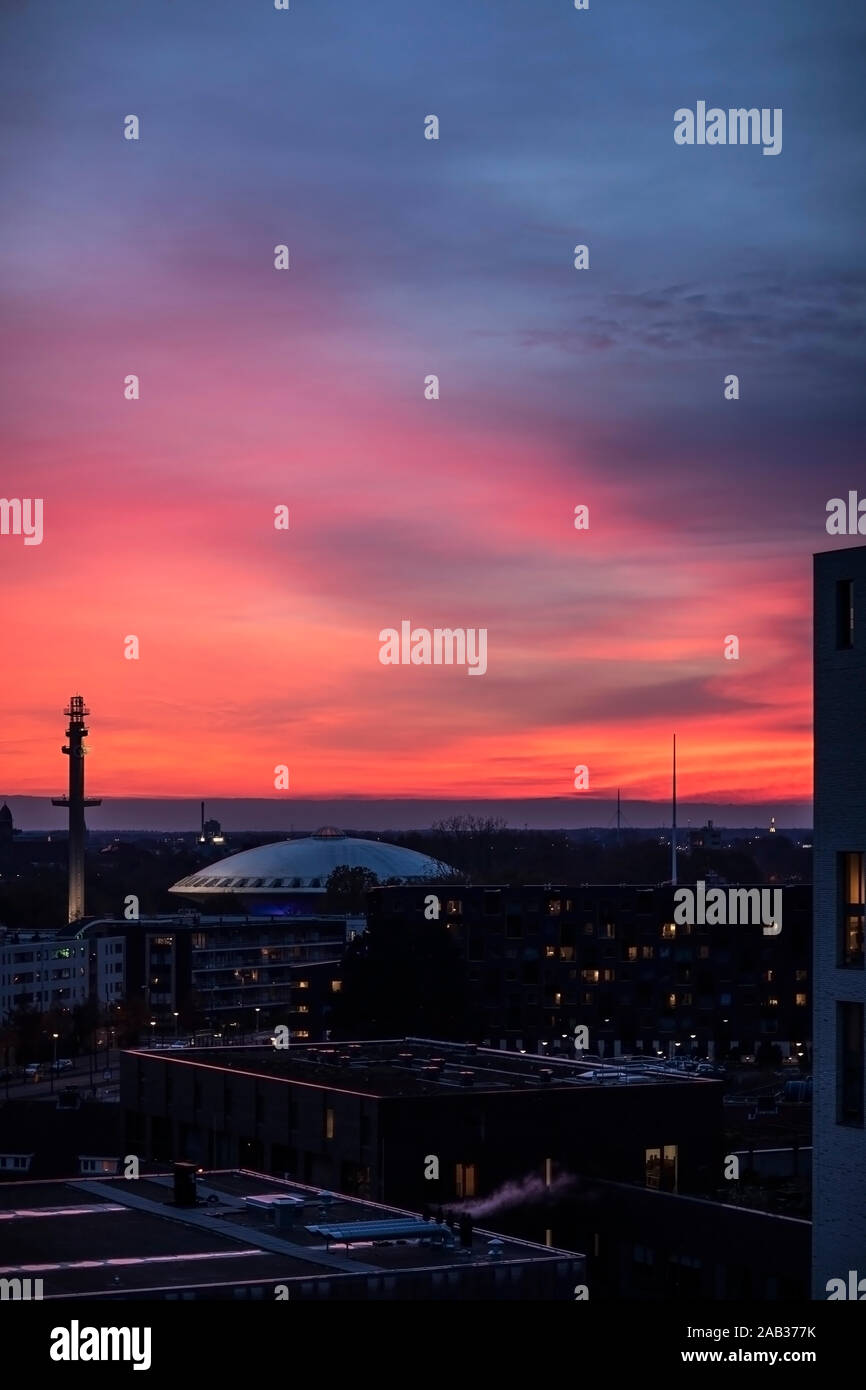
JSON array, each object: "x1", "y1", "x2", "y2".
[
  {"x1": 365, "y1": 883, "x2": 811, "y2": 1059},
  {"x1": 813, "y1": 547, "x2": 866, "y2": 1296}
]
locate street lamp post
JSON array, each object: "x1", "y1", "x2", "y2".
[
  {"x1": 173, "y1": 1011, "x2": 179, "y2": 1039},
  {"x1": 51, "y1": 1032, "x2": 59, "y2": 1095}
]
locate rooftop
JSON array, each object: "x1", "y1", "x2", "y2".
[
  {"x1": 127, "y1": 1037, "x2": 719, "y2": 1098},
  {"x1": 0, "y1": 1168, "x2": 582, "y2": 1300}
]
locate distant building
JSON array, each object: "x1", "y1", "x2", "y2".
[
  {"x1": 365, "y1": 883, "x2": 811, "y2": 1059},
  {"x1": 813, "y1": 547, "x2": 866, "y2": 1296},
  {"x1": 0, "y1": 931, "x2": 89, "y2": 1021},
  {"x1": 169, "y1": 826, "x2": 455, "y2": 916},
  {"x1": 60, "y1": 912, "x2": 352, "y2": 1037},
  {"x1": 689, "y1": 820, "x2": 723, "y2": 851},
  {"x1": 0, "y1": 1168, "x2": 583, "y2": 1301},
  {"x1": 122, "y1": 1038, "x2": 723, "y2": 1211}
]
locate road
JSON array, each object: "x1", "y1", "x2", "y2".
[{"x1": 0, "y1": 1048, "x2": 121, "y2": 1100}]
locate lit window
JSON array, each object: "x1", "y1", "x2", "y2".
[
  {"x1": 455, "y1": 1163, "x2": 476, "y2": 1199},
  {"x1": 795, "y1": 993, "x2": 807, "y2": 1007},
  {"x1": 545, "y1": 946, "x2": 557, "y2": 959},
  {"x1": 662, "y1": 923, "x2": 676, "y2": 939},
  {"x1": 296, "y1": 980, "x2": 310, "y2": 989},
  {"x1": 626, "y1": 946, "x2": 638, "y2": 962},
  {"x1": 331, "y1": 980, "x2": 342, "y2": 993},
  {"x1": 324, "y1": 1108, "x2": 335, "y2": 1140},
  {"x1": 581, "y1": 969, "x2": 599, "y2": 984},
  {"x1": 446, "y1": 899, "x2": 462, "y2": 916},
  {"x1": 839, "y1": 852, "x2": 865, "y2": 968},
  {"x1": 553, "y1": 992, "x2": 562, "y2": 1006},
  {"x1": 641, "y1": 946, "x2": 654, "y2": 960},
  {"x1": 767, "y1": 997, "x2": 779, "y2": 1007}
]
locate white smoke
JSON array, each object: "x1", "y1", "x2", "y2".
[{"x1": 452, "y1": 1171, "x2": 575, "y2": 1218}]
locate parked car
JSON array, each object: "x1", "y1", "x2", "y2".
[{"x1": 52, "y1": 1058, "x2": 74, "y2": 1071}]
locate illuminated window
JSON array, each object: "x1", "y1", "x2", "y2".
[
  {"x1": 795, "y1": 993, "x2": 807, "y2": 1007},
  {"x1": 553, "y1": 992, "x2": 562, "y2": 1006},
  {"x1": 547, "y1": 898, "x2": 561, "y2": 916},
  {"x1": 626, "y1": 946, "x2": 638, "y2": 962},
  {"x1": 296, "y1": 1005, "x2": 309, "y2": 1014},
  {"x1": 662, "y1": 923, "x2": 676, "y2": 939},
  {"x1": 545, "y1": 946, "x2": 557, "y2": 959},
  {"x1": 795, "y1": 969, "x2": 807, "y2": 982},
  {"x1": 645, "y1": 1145, "x2": 678, "y2": 1192},
  {"x1": 601, "y1": 969, "x2": 615, "y2": 982},
  {"x1": 839, "y1": 852, "x2": 865, "y2": 967},
  {"x1": 601, "y1": 923, "x2": 615, "y2": 939},
  {"x1": 666, "y1": 993, "x2": 677, "y2": 1009},
  {"x1": 764, "y1": 970, "x2": 775, "y2": 983},
  {"x1": 767, "y1": 997, "x2": 779, "y2": 1007},
  {"x1": 641, "y1": 946, "x2": 654, "y2": 960},
  {"x1": 560, "y1": 947, "x2": 574, "y2": 962},
  {"x1": 293, "y1": 1030, "x2": 310, "y2": 1040},
  {"x1": 455, "y1": 1162, "x2": 476, "y2": 1198},
  {"x1": 446, "y1": 899, "x2": 462, "y2": 916},
  {"x1": 331, "y1": 979, "x2": 342, "y2": 993},
  {"x1": 324, "y1": 1108, "x2": 335, "y2": 1140},
  {"x1": 296, "y1": 980, "x2": 310, "y2": 989},
  {"x1": 581, "y1": 969, "x2": 599, "y2": 984}
]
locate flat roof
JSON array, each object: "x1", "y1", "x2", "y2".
[
  {"x1": 0, "y1": 1169, "x2": 581, "y2": 1299},
  {"x1": 126, "y1": 1037, "x2": 716, "y2": 1098}
]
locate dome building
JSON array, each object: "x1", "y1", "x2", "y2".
[{"x1": 169, "y1": 826, "x2": 454, "y2": 916}]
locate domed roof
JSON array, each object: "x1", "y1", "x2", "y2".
[{"x1": 169, "y1": 828, "x2": 453, "y2": 896}]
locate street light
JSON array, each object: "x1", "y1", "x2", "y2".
[
  {"x1": 51, "y1": 1032, "x2": 59, "y2": 1095},
  {"x1": 173, "y1": 1011, "x2": 179, "y2": 1039}
]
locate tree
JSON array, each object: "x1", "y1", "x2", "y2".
[{"x1": 323, "y1": 865, "x2": 379, "y2": 914}]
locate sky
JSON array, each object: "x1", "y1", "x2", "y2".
[{"x1": 1, "y1": 0, "x2": 865, "y2": 822}]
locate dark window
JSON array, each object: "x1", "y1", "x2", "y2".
[
  {"x1": 838, "y1": 1002, "x2": 864, "y2": 1125},
  {"x1": 836, "y1": 579, "x2": 854, "y2": 649}
]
